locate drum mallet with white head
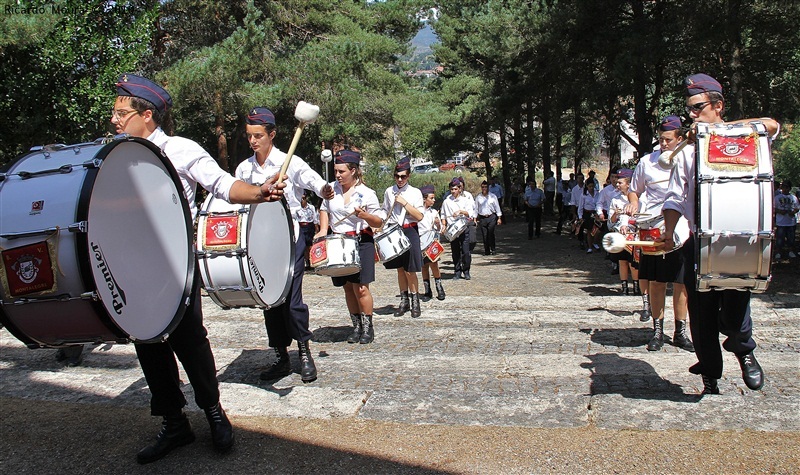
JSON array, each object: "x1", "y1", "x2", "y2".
[
  {"x1": 657, "y1": 139, "x2": 691, "y2": 169},
  {"x1": 602, "y1": 232, "x2": 664, "y2": 253},
  {"x1": 276, "y1": 101, "x2": 321, "y2": 184}
]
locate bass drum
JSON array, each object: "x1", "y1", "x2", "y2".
[
  {"x1": 0, "y1": 137, "x2": 194, "y2": 347},
  {"x1": 695, "y1": 122, "x2": 774, "y2": 292},
  {"x1": 196, "y1": 195, "x2": 294, "y2": 309}
]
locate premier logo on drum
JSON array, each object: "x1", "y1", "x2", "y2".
[
  {"x1": 248, "y1": 256, "x2": 265, "y2": 293},
  {"x1": 90, "y1": 242, "x2": 127, "y2": 314}
]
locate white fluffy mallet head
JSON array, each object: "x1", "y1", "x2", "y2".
[
  {"x1": 602, "y1": 232, "x2": 628, "y2": 253},
  {"x1": 295, "y1": 101, "x2": 320, "y2": 124},
  {"x1": 658, "y1": 150, "x2": 678, "y2": 169}
]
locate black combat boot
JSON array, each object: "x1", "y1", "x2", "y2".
[
  {"x1": 394, "y1": 291, "x2": 409, "y2": 316},
  {"x1": 260, "y1": 347, "x2": 291, "y2": 380},
  {"x1": 701, "y1": 375, "x2": 720, "y2": 395},
  {"x1": 298, "y1": 340, "x2": 317, "y2": 383},
  {"x1": 435, "y1": 278, "x2": 446, "y2": 301},
  {"x1": 410, "y1": 292, "x2": 421, "y2": 318},
  {"x1": 647, "y1": 318, "x2": 664, "y2": 351},
  {"x1": 673, "y1": 320, "x2": 695, "y2": 352},
  {"x1": 359, "y1": 314, "x2": 374, "y2": 344},
  {"x1": 204, "y1": 402, "x2": 234, "y2": 453},
  {"x1": 137, "y1": 411, "x2": 196, "y2": 464},
  {"x1": 620, "y1": 280, "x2": 629, "y2": 295},
  {"x1": 640, "y1": 293, "x2": 651, "y2": 322},
  {"x1": 633, "y1": 281, "x2": 641, "y2": 295},
  {"x1": 422, "y1": 280, "x2": 433, "y2": 300},
  {"x1": 347, "y1": 313, "x2": 362, "y2": 344}
]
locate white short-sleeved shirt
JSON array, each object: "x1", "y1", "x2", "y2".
[
  {"x1": 440, "y1": 194, "x2": 476, "y2": 222},
  {"x1": 475, "y1": 192, "x2": 502, "y2": 216},
  {"x1": 320, "y1": 182, "x2": 384, "y2": 234},
  {"x1": 382, "y1": 183, "x2": 424, "y2": 226}
]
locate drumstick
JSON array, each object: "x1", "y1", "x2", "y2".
[
  {"x1": 276, "y1": 101, "x2": 320, "y2": 185},
  {"x1": 332, "y1": 209, "x2": 358, "y2": 226},
  {"x1": 602, "y1": 232, "x2": 664, "y2": 253}
]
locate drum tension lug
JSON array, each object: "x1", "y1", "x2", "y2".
[
  {"x1": 69, "y1": 221, "x2": 88, "y2": 233},
  {"x1": 80, "y1": 291, "x2": 99, "y2": 301}
]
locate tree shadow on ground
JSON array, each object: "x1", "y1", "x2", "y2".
[
  {"x1": 580, "y1": 327, "x2": 652, "y2": 348},
  {"x1": 580, "y1": 352, "x2": 699, "y2": 402}
]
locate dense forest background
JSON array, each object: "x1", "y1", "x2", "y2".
[{"x1": 2, "y1": 0, "x2": 799, "y2": 192}]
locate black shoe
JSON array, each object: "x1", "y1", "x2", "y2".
[
  {"x1": 347, "y1": 313, "x2": 362, "y2": 344},
  {"x1": 410, "y1": 293, "x2": 421, "y2": 318},
  {"x1": 672, "y1": 320, "x2": 695, "y2": 352},
  {"x1": 736, "y1": 351, "x2": 764, "y2": 390},
  {"x1": 298, "y1": 340, "x2": 318, "y2": 383},
  {"x1": 646, "y1": 319, "x2": 664, "y2": 351},
  {"x1": 359, "y1": 314, "x2": 374, "y2": 344},
  {"x1": 204, "y1": 403, "x2": 234, "y2": 453},
  {"x1": 137, "y1": 413, "x2": 196, "y2": 464},
  {"x1": 701, "y1": 375, "x2": 720, "y2": 395},
  {"x1": 394, "y1": 292, "x2": 410, "y2": 317},
  {"x1": 435, "y1": 280, "x2": 446, "y2": 301},
  {"x1": 463, "y1": 271, "x2": 471, "y2": 280},
  {"x1": 259, "y1": 347, "x2": 291, "y2": 380}
]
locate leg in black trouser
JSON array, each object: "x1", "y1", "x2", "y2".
[
  {"x1": 682, "y1": 239, "x2": 757, "y2": 380},
  {"x1": 556, "y1": 202, "x2": 569, "y2": 234},
  {"x1": 264, "y1": 235, "x2": 313, "y2": 347},
  {"x1": 135, "y1": 271, "x2": 220, "y2": 416},
  {"x1": 527, "y1": 207, "x2": 542, "y2": 238},
  {"x1": 450, "y1": 232, "x2": 471, "y2": 276},
  {"x1": 478, "y1": 215, "x2": 496, "y2": 254}
]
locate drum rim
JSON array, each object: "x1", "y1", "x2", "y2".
[
  {"x1": 249, "y1": 197, "x2": 295, "y2": 308},
  {"x1": 85, "y1": 137, "x2": 195, "y2": 343}
]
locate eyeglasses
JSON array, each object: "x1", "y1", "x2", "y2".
[
  {"x1": 111, "y1": 108, "x2": 140, "y2": 120},
  {"x1": 394, "y1": 173, "x2": 409, "y2": 179},
  {"x1": 685, "y1": 101, "x2": 711, "y2": 114}
]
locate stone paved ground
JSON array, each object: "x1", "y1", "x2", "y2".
[{"x1": 1, "y1": 214, "x2": 799, "y2": 474}]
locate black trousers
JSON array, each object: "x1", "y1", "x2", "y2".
[
  {"x1": 135, "y1": 270, "x2": 220, "y2": 416},
  {"x1": 526, "y1": 206, "x2": 542, "y2": 237},
  {"x1": 450, "y1": 232, "x2": 471, "y2": 273},
  {"x1": 264, "y1": 234, "x2": 313, "y2": 348},
  {"x1": 478, "y1": 214, "x2": 498, "y2": 254},
  {"x1": 681, "y1": 238, "x2": 756, "y2": 379}
]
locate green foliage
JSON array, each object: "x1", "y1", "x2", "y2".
[
  {"x1": 774, "y1": 125, "x2": 800, "y2": 184},
  {"x1": 0, "y1": 0, "x2": 157, "y2": 164}
]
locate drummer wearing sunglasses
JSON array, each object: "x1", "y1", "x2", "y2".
[
  {"x1": 381, "y1": 157, "x2": 425, "y2": 318},
  {"x1": 110, "y1": 74, "x2": 286, "y2": 465},
  {"x1": 661, "y1": 73, "x2": 779, "y2": 396}
]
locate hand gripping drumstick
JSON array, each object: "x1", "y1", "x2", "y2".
[
  {"x1": 276, "y1": 101, "x2": 321, "y2": 184},
  {"x1": 602, "y1": 232, "x2": 664, "y2": 253}
]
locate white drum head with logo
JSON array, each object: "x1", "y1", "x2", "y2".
[{"x1": 87, "y1": 140, "x2": 193, "y2": 342}]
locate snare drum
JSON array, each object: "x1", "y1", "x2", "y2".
[
  {"x1": 635, "y1": 209, "x2": 690, "y2": 256},
  {"x1": 423, "y1": 237, "x2": 445, "y2": 263},
  {"x1": 442, "y1": 217, "x2": 468, "y2": 242},
  {"x1": 310, "y1": 234, "x2": 361, "y2": 277},
  {"x1": 695, "y1": 122, "x2": 773, "y2": 291},
  {"x1": 196, "y1": 195, "x2": 294, "y2": 309},
  {"x1": 0, "y1": 137, "x2": 194, "y2": 347},
  {"x1": 374, "y1": 224, "x2": 411, "y2": 262}
]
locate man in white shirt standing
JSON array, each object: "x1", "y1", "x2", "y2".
[{"x1": 475, "y1": 180, "x2": 503, "y2": 255}]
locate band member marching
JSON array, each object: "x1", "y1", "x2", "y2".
[
  {"x1": 418, "y1": 184, "x2": 446, "y2": 300},
  {"x1": 235, "y1": 107, "x2": 334, "y2": 384},
  {"x1": 661, "y1": 73, "x2": 779, "y2": 395},
  {"x1": 441, "y1": 177, "x2": 476, "y2": 280},
  {"x1": 110, "y1": 75, "x2": 286, "y2": 464},
  {"x1": 628, "y1": 115, "x2": 694, "y2": 352},
  {"x1": 381, "y1": 157, "x2": 425, "y2": 318},
  {"x1": 315, "y1": 150, "x2": 385, "y2": 343}
]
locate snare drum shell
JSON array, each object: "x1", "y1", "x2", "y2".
[
  {"x1": 314, "y1": 234, "x2": 361, "y2": 277},
  {"x1": 197, "y1": 196, "x2": 295, "y2": 308},
  {"x1": 695, "y1": 123, "x2": 773, "y2": 291}
]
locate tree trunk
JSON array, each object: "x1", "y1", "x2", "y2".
[
  {"x1": 214, "y1": 91, "x2": 229, "y2": 172},
  {"x1": 526, "y1": 100, "x2": 536, "y2": 179}
]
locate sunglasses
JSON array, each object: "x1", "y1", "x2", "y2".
[
  {"x1": 685, "y1": 101, "x2": 711, "y2": 114},
  {"x1": 394, "y1": 173, "x2": 409, "y2": 179}
]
